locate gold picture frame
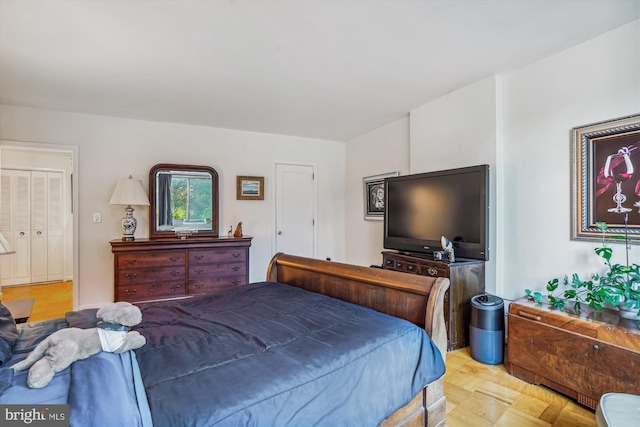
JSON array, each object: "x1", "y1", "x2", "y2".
[
  {"x1": 571, "y1": 114, "x2": 640, "y2": 242},
  {"x1": 236, "y1": 176, "x2": 264, "y2": 200}
]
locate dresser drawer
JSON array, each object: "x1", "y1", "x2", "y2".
[
  {"x1": 418, "y1": 263, "x2": 447, "y2": 277},
  {"x1": 117, "y1": 280, "x2": 186, "y2": 301},
  {"x1": 118, "y1": 266, "x2": 186, "y2": 284},
  {"x1": 189, "y1": 275, "x2": 246, "y2": 294},
  {"x1": 189, "y1": 263, "x2": 246, "y2": 277},
  {"x1": 117, "y1": 251, "x2": 185, "y2": 269},
  {"x1": 189, "y1": 249, "x2": 246, "y2": 264}
]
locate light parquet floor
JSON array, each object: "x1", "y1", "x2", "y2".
[
  {"x1": 444, "y1": 347, "x2": 596, "y2": 427},
  {"x1": 2, "y1": 281, "x2": 73, "y2": 322}
]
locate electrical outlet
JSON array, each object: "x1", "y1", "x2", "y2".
[{"x1": 93, "y1": 212, "x2": 101, "y2": 223}]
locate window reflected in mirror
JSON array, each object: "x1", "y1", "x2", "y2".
[{"x1": 149, "y1": 164, "x2": 219, "y2": 239}]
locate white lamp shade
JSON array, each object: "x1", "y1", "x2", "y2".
[{"x1": 109, "y1": 175, "x2": 150, "y2": 207}]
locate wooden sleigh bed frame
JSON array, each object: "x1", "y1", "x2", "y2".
[{"x1": 266, "y1": 253, "x2": 450, "y2": 427}]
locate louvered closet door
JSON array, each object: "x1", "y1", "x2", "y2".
[
  {"x1": 0, "y1": 170, "x2": 31, "y2": 285},
  {"x1": 1, "y1": 170, "x2": 64, "y2": 286},
  {"x1": 46, "y1": 172, "x2": 64, "y2": 281},
  {"x1": 29, "y1": 171, "x2": 64, "y2": 284}
]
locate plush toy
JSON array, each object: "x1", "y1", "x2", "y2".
[{"x1": 12, "y1": 301, "x2": 146, "y2": 389}]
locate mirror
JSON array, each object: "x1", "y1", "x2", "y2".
[{"x1": 149, "y1": 164, "x2": 219, "y2": 239}]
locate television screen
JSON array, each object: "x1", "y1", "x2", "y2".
[{"x1": 384, "y1": 165, "x2": 489, "y2": 261}]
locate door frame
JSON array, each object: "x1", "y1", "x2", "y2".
[
  {"x1": 272, "y1": 161, "x2": 318, "y2": 258},
  {"x1": 0, "y1": 140, "x2": 79, "y2": 310}
]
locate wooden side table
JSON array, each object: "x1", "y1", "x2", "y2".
[
  {"x1": 3, "y1": 298, "x2": 35, "y2": 323},
  {"x1": 507, "y1": 298, "x2": 640, "y2": 409}
]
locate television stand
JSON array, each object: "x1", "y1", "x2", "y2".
[{"x1": 382, "y1": 251, "x2": 485, "y2": 350}]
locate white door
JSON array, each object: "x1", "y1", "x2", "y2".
[
  {"x1": 275, "y1": 163, "x2": 315, "y2": 257},
  {"x1": 1, "y1": 170, "x2": 31, "y2": 285},
  {"x1": 0, "y1": 169, "x2": 64, "y2": 285}
]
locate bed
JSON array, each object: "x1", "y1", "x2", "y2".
[{"x1": 0, "y1": 253, "x2": 449, "y2": 427}]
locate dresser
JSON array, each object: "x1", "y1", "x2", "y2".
[
  {"x1": 110, "y1": 237, "x2": 252, "y2": 302},
  {"x1": 507, "y1": 298, "x2": 640, "y2": 409},
  {"x1": 382, "y1": 251, "x2": 485, "y2": 350}
]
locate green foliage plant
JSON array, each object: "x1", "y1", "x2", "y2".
[{"x1": 525, "y1": 222, "x2": 640, "y2": 324}]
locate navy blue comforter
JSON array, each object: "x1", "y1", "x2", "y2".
[{"x1": 134, "y1": 281, "x2": 445, "y2": 426}]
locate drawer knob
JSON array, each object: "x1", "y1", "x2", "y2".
[
  {"x1": 125, "y1": 289, "x2": 137, "y2": 296},
  {"x1": 232, "y1": 279, "x2": 240, "y2": 285},
  {"x1": 427, "y1": 267, "x2": 438, "y2": 276},
  {"x1": 232, "y1": 253, "x2": 241, "y2": 258},
  {"x1": 168, "y1": 285, "x2": 180, "y2": 291},
  {"x1": 169, "y1": 271, "x2": 181, "y2": 277},
  {"x1": 170, "y1": 256, "x2": 180, "y2": 262},
  {"x1": 195, "y1": 255, "x2": 204, "y2": 260},
  {"x1": 194, "y1": 268, "x2": 204, "y2": 274},
  {"x1": 194, "y1": 281, "x2": 205, "y2": 289},
  {"x1": 233, "y1": 266, "x2": 240, "y2": 271},
  {"x1": 125, "y1": 259, "x2": 137, "y2": 265},
  {"x1": 125, "y1": 273, "x2": 138, "y2": 279},
  {"x1": 593, "y1": 344, "x2": 599, "y2": 350}
]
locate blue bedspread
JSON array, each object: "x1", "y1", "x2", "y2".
[{"x1": 134, "y1": 281, "x2": 445, "y2": 426}]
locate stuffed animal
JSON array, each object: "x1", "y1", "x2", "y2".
[{"x1": 12, "y1": 301, "x2": 146, "y2": 389}]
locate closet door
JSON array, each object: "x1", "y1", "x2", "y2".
[
  {"x1": 46, "y1": 172, "x2": 64, "y2": 281},
  {"x1": 1, "y1": 170, "x2": 64, "y2": 286},
  {"x1": 28, "y1": 171, "x2": 64, "y2": 284},
  {"x1": 0, "y1": 170, "x2": 31, "y2": 285}
]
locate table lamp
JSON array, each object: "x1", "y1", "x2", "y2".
[{"x1": 109, "y1": 175, "x2": 150, "y2": 241}]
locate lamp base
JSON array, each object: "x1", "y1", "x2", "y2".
[{"x1": 121, "y1": 206, "x2": 137, "y2": 241}]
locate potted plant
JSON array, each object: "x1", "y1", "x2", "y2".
[{"x1": 526, "y1": 222, "x2": 640, "y2": 325}]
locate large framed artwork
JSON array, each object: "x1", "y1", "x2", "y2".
[
  {"x1": 363, "y1": 172, "x2": 399, "y2": 220},
  {"x1": 572, "y1": 114, "x2": 640, "y2": 242}
]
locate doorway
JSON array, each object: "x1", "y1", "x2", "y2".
[
  {"x1": 0, "y1": 142, "x2": 78, "y2": 316},
  {"x1": 275, "y1": 163, "x2": 316, "y2": 258}
]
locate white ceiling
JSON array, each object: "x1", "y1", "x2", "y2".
[{"x1": 1, "y1": 1, "x2": 638, "y2": 141}]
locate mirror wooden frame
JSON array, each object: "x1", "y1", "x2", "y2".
[{"x1": 149, "y1": 163, "x2": 219, "y2": 239}]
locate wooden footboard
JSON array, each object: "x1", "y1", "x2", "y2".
[{"x1": 266, "y1": 253, "x2": 449, "y2": 427}]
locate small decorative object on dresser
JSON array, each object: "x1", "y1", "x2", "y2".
[
  {"x1": 233, "y1": 222, "x2": 243, "y2": 237},
  {"x1": 109, "y1": 175, "x2": 150, "y2": 241}
]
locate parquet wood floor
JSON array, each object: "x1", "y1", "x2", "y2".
[
  {"x1": 445, "y1": 348, "x2": 596, "y2": 427},
  {"x1": 2, "y1": 281, "x2": 72, "y2": 322}
]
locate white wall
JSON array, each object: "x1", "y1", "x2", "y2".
[
  {"x1": 502, "y1": 19, "x2": 640, "y2": 299},
  {"x1": 0, "y1": 105, "x2": 345, "y2": 307},
  {"x1": 345, "y1": 117, "x2": 409, "y2": 266},
  {"x1": 345, "y1": 20, "x2": 640, "y2": 300}
]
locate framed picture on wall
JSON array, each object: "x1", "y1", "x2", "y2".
[
  {"x1": 571, "y1": 114, "x2": 640, "y2": 242},
  {"x1": 236, "y1": 176, "x2": 264, "y2": 200},
  {"x1": 363, "y1": 172, "x2": 399, "y2": 220}
]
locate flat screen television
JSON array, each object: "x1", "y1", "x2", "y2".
[{"x1": 384, "y1": 164, "x2": 489, "y2": 261}]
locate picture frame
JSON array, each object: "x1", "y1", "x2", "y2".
[
  {"x1": 363, "y1": 171, "x2": 399, "y2": 220},
  {"x1": 236, "y1": 176, "x2": 264, "y2": 200},
  {"x1": 571, "y1": 114, "x2": 640, "y2": 242}
]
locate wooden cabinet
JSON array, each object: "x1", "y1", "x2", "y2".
[
  {"x1": 111, "y1": 237, "x2": 252, "y2": 302},
  {"x1": 507, "y1": 298, "x2": 640, "y2": 409},
  {"x1": 382, "y1": 251, "x2": 485, "y2": 350}
]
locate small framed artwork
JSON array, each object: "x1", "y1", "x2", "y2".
[
  {"x1": 571, "y1": 114, "x2": 640, "y2": 242},
  {"x1": 363, "y1": 171, "x2": 399, "y2": 220},
  {"x1": 236, "y1": 176, "x2": 265, "y2": 200}
]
